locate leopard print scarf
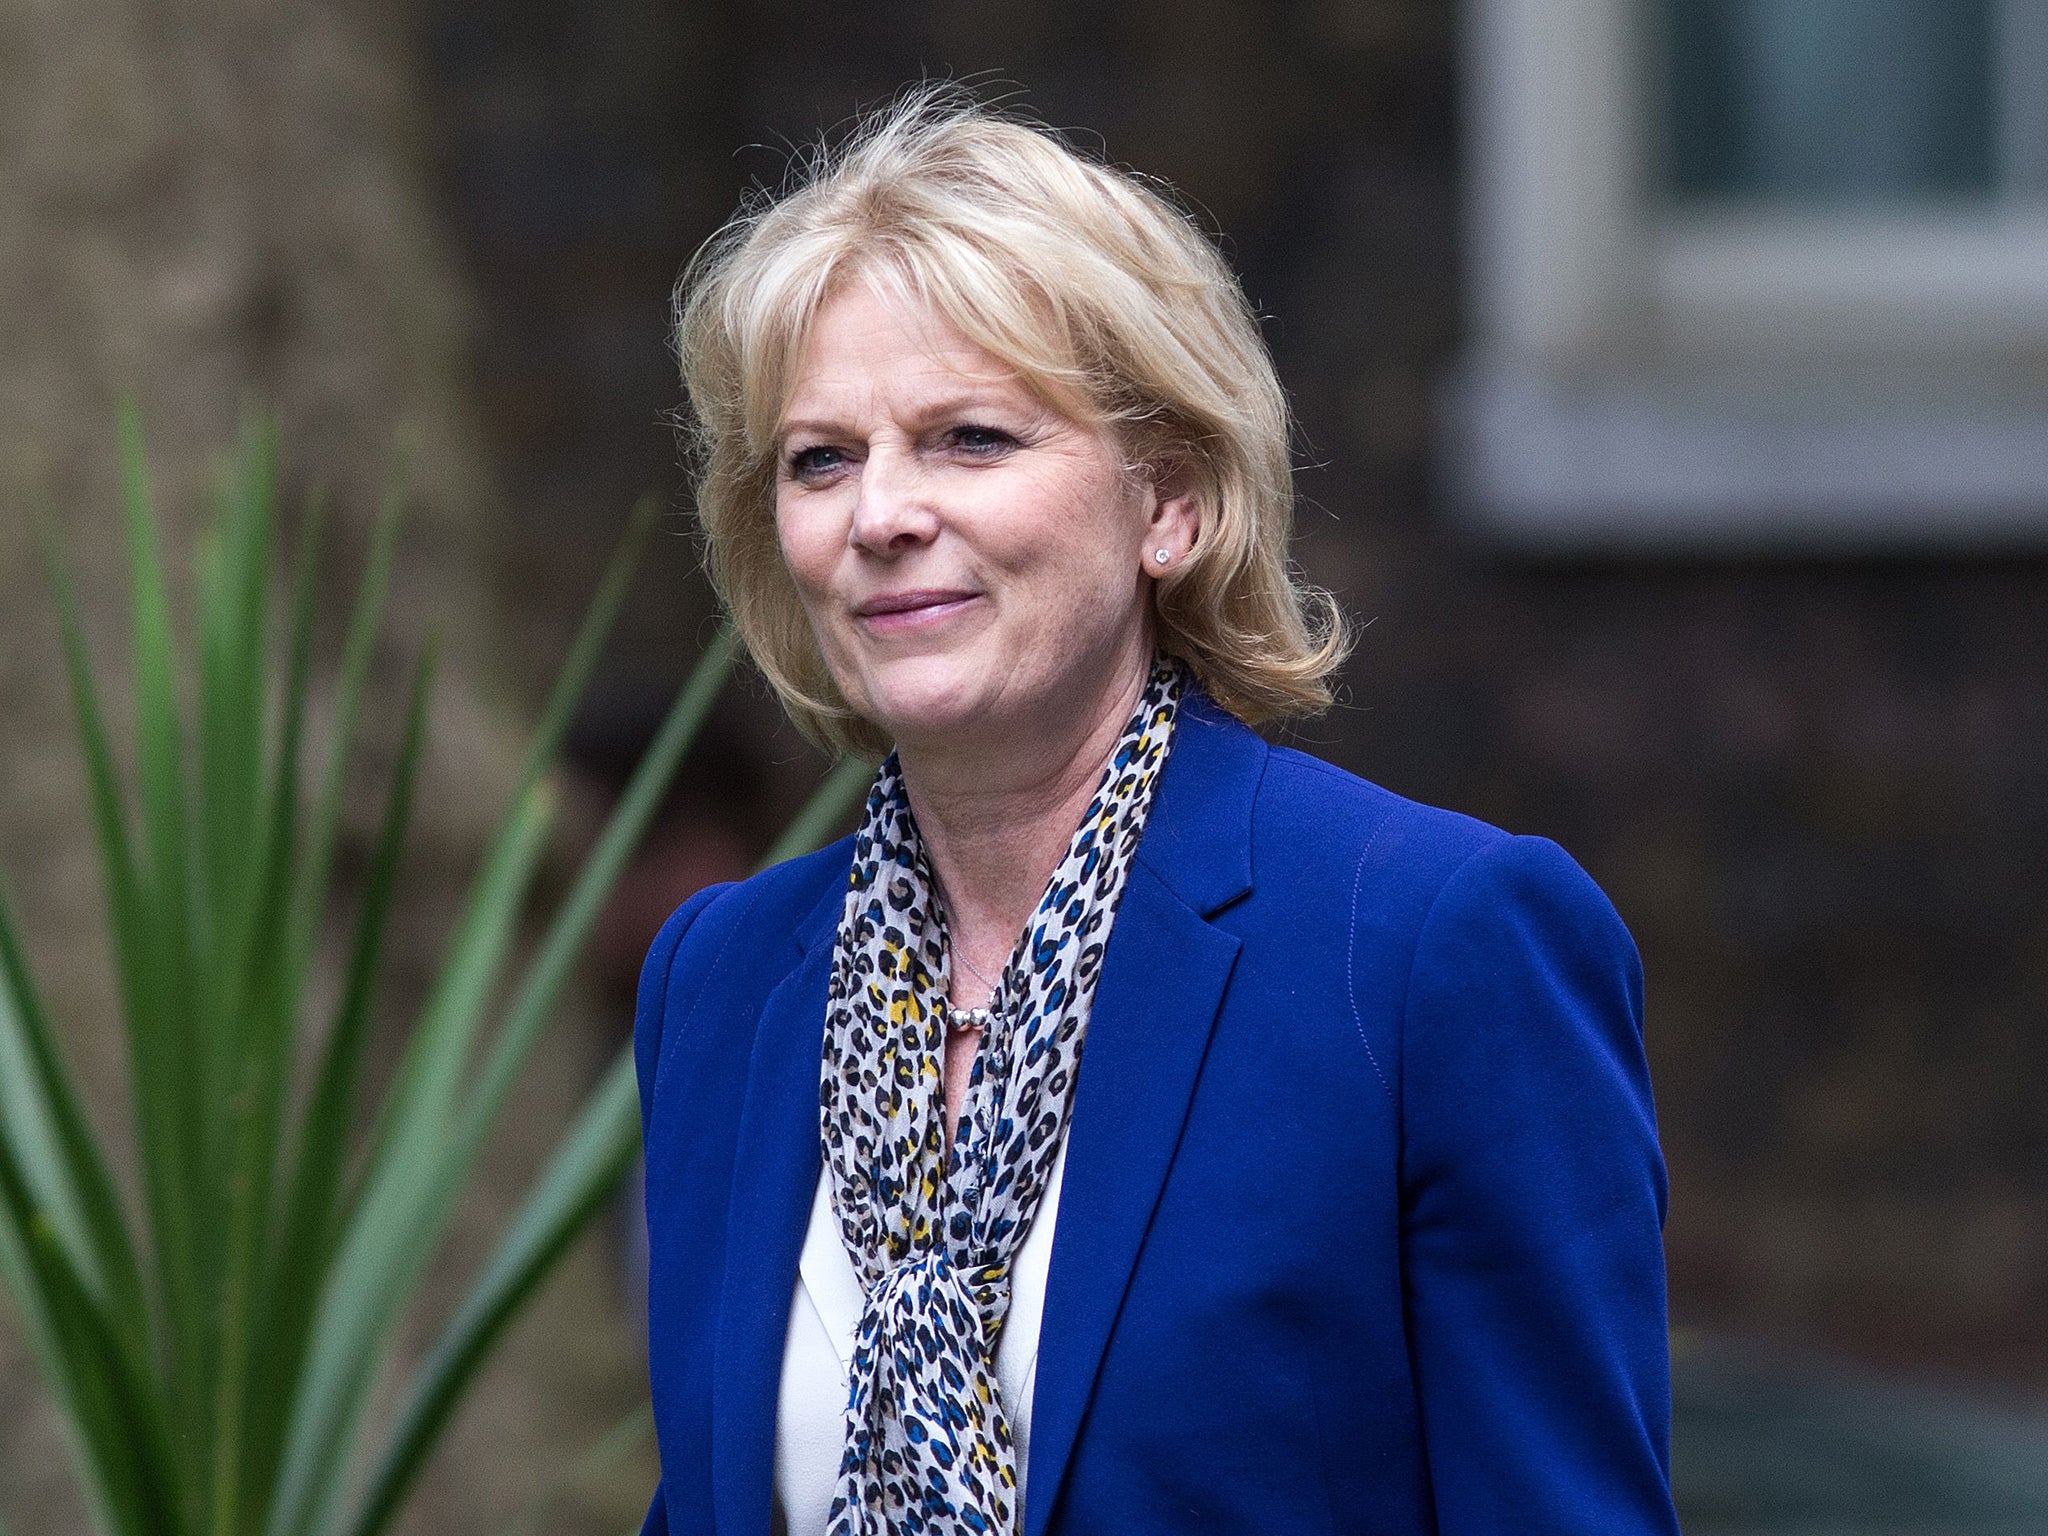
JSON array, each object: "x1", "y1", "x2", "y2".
[{"x1": 819, "y1": 654, "x2": 1185, "y2": 1536}]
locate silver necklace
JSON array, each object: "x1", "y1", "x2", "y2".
[
  {"x1": 935, "y1": 872, "x2": 1002, "y2": 1027},
  {"x1": 951, "y1": 942, "x2": 999, "y2": 993},
  {"x1": 949, "y1": 945, "x2": 1001, "y2": 1032}
]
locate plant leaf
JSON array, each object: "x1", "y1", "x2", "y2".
[
  {"x1": 0, "y1": 882, "x2": 149, "y2": 1367},
  {"x1": 195, "y1": 413, "x2": 278, "y2": 1149},
  {"x1": 0, "y1": 1106, "x2": 181, "y2": 1536},
  {"x1": 37, "y1": 524, "x2": 161, "y2": 1369},
  {"x1": 117, "y1": 402, "x2": 211, "y2": 1455},
  {"x1": 266, "y1": 507, "x2": 675, "y2": 1536},
  {"x1": 287, "y1": 450, "x2": 407, "y2": 1026},
  {"x1": 278, "y1": 615, "x2": 726, "y2": 1536},
  {"x1": 347, "y1": 715, "x2": 862, "y2": 1536},
  {"x1": 347, "y1": 495, "x2": 663, "y2": 1212},
  {"x1": 241, "y1": 633, "x2": 434, "y2": 1524},
  {"x1": 264, "y1": 785, "x2": 556, "y2": 1536},
  {"x1": 450, "y1": 625, "x2": 737, "y2": 1172},
  {"x1": 505, "y1": 495, "x2": 660, "y2": 807},
  {"x1": 341, "y1": 1054, "x2": 643, "y2": 1536},
  {"x1": 205, "y1": 477, "x2": 343, "y2": 1536}
]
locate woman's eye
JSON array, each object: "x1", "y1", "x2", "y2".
[
  {"x1": 786, "y1": 445, "x2": 845, "y2": 479},
  {"x1": 949, "y1": 424, "x2": 1016, "y2": 456}
]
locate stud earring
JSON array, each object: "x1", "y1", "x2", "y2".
[{"x1": 1153, "y1": 548, "x2": 1172, "y2": 564}]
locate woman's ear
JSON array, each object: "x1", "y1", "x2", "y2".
[{"x1": 1140, "y1": 463, "x2": 1201, "y2": 577}]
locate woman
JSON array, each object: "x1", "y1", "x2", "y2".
[{"x1": 638, "y1": 91, "x2": 1678, "y2": 1536}]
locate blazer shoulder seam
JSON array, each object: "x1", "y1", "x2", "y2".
[
  {"x1": 667, "y1": 879, "x2": 766, "y2": 1034},
  {"x1": 1344, "y1": 814, "x2": 1400, "y2": 1107},
  {"x1": 1392, "y1": 831, "x2": 1521, "y2": 1108}
]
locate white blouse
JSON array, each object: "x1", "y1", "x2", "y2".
[{"x1": 772, "y1": 1132, "x2": 1071, "y2": 1536}]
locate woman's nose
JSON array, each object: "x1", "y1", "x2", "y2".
[{"x1": 848, "y1": 446, "x2": 939, "y2": 555}]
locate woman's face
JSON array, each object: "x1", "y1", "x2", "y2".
[{"x1": 774, "y1": 281, "x2": 1192, "y2": 757}]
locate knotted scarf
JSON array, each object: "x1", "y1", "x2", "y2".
[{"x1": 819, "y1": 654, "x2": 1185, "y2": 1536}]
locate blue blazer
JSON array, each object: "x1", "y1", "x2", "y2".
[{"x1": 635, "y1": 687, "x2": 1679, "y2": 1536}]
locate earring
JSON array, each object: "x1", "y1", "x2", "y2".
[{"x1": 1153, "y1": 548, "x2": 1172, "y2": 564}]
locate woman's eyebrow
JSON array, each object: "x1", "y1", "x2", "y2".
[
  {"x1": 909, "y1": 383, "x2": 1033, "y2": 418},
  {"x1": 777, "y1": 389, "x2": 1037, "y2": 445},
  {"x1": 775, "y1": 415, "x2": 848, "y2": 444}
]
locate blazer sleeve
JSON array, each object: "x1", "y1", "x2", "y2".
[
  {"x1": 633, "y1": 881, "x2": 735, "y2": 1536},
  {"x1": 633, "y1": 881, "x2": 735, "y2": 1145},
  {"x1": 1397, "y1": 834, "x2": 1678, "y2": 1536}
]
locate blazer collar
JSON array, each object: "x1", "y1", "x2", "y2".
[
  {"x1": 788, "y1": 678, "x2": 1268, "y2": 956},
  {"x1": 1129, "y1": 681, "x2": 1264, "y2": 917}
]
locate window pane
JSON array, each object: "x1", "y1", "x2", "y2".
[{"x1": 1662, "y1": 0, "x2": 1995, "y2": 205}]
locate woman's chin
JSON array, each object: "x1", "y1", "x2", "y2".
[{"x1": 853, "y1": 657, "x2": 1009, "y2": 749}]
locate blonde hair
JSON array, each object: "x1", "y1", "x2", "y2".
[{"x1": 672, "y1": 85, "x2": 1350, "y2": 756}]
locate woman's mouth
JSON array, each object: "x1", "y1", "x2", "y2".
[{"x1": 853, "y1": 589, "x2": 982, "y2": 633}]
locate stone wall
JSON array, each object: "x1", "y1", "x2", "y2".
[{"x1": 0, "y1": 2, "x2": 656, "y2": 1531}]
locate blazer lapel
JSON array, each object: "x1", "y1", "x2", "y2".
[
  {"x1": 1022, "y1": 690, "x2": 1266, "y2": 1536},
  {"x1": 711, "y1": 922, "x2": 835, "y2": 1536}
]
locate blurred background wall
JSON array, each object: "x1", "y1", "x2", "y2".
[
  {"x1": 418, "y1": 0, "x2": 2048, "y2": 1373},
  {"x1": 5, "y1": 1, "x2": 2047, "y2": 1532}
]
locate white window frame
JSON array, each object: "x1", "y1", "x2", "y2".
[{"x1": 1445, "y1": 0, "x2": 2048, "y2": 551}]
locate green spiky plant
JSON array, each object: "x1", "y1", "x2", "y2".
[{"x1": 0, "y1": 407, "x2": 869, "y2": 1536}]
